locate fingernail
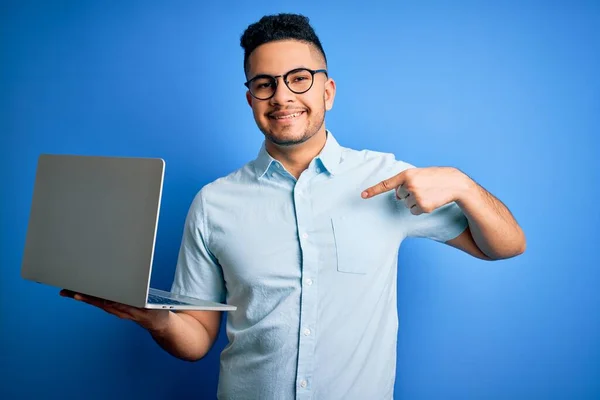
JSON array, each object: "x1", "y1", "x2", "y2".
[{"x1": 361, "y1": 191, "x2": 368, "y2": 198}]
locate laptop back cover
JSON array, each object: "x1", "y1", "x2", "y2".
[{"x1": 21, "y1": 154, "x2": 165, "y2": 308}]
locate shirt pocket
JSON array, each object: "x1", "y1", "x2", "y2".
[{"x1": 331, "y1": 215, "x2": 369, "y2": 274}]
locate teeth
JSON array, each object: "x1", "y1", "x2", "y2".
[{"x1": 274, "y1": 112, "x2": 302, "y2": 119}]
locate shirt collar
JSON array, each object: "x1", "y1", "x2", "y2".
[
  {"x1": 317, "y1": 130, "x2": 342, "y2": 175},
  {"x1": 254, "y1": 143, "x2": 276, "y2": 179},
  {"x1": 254, "y1": 130, "x2": 343, "y2": 179}
]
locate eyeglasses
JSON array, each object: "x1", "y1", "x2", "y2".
[{"x1": 244, "y1": 68, "x2": 328, "y2": 100}]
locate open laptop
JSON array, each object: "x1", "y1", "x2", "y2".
[{"x1": 21, "y1": 154, "x2": 236, "y2": 311}]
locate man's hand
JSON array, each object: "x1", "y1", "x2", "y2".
[
  {"x1": 361, "y1": 166, "x2": 469, "y2": 215},
  {"x1": 59, "y1": 289, "x2": 170, "y2": 333}
]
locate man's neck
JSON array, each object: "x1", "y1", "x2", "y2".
[{"x1": 265, "y1": 129, "x2": 327, "y2": 179}]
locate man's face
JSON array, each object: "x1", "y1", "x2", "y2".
[{"x1": 245, "y1": 40, "x2": 336, "y2": 147}]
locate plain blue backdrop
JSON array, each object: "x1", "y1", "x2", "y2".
[{"x1": 1, "y1": 1, "x2": 599, "y2": 399}]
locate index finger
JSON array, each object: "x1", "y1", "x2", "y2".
[{"x1": 361, "y1": 171, "x2": 407, "y2": 199}]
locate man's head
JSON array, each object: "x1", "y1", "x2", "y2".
[{"x1": 240, "y1": 13, "x2": 336, "y2": 147}]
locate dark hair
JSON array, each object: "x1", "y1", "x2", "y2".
[{"x1": 240, "y1": 13, "x2": 327, "y2": 75}]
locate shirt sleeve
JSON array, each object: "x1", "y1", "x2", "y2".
[
  {"x1": 390, "y1": 159, "x2": 469, "y2": 242},
  {"x1": 170, "y1": 190, "x2": 226, "y2": 303},
  {"x1": 405, "y1": 201, "x2": 469, "y2": 242}
]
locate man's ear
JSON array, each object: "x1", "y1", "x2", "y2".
[
  {"x1": 324, "y1": 78, "x2": 336, "y2": 111},
  {"x1": 246, "y1": 91, "x2": 253, "y2": 107}
]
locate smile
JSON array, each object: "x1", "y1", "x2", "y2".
[{"x1": 269, "y1": 111, "x2": 305, "y2": 120}]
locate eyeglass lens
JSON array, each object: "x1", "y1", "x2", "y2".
[{"x1": 249, "y1": 69, "x2": 314, "y2": 99}]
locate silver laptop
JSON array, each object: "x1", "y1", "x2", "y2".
[{"x1": 21, "y1": 154, "x2": 236, "y2": 311}]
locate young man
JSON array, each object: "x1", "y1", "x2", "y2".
[{"x1": 63, "y1": 13, "x2": 525, "y2": 400}]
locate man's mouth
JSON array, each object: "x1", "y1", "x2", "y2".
[{"x1": 268, "y1": 111, "x2": 306, "y2": 120}]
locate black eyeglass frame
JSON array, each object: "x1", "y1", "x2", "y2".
[{"x1": 244, "y1": 68, "x2": 329, "y2": 100}]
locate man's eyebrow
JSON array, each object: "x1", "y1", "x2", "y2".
[{"x1": 249, "y1": 66, "x2": 311, "y2": 79}]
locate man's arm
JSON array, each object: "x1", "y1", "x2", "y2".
[
  {"x1": 362, "y1": 166, "x2": 526, "y2": 261},
  {"x1": 447, "y1": 174, "x2": 526, "y2": 260},
  {"x1": 444, "y1": 226, "x2": 493, "y2": 260},
  {"x1": 150, "y1": 310, "x2": 222, "y2": 362},
  {"x1": 60, "y1": 290, "x2": 221, "y2": 362}
]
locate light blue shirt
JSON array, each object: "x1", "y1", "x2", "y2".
[{"x1": 171, "y1": 131, "x2": 468, "y2": 400}]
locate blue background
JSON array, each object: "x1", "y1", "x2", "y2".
[{"x1": 1, "y1": 1, "x2": 599, "y2": 399}]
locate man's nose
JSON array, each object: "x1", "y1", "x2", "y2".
[{"x1": 269, "y1": 77, "x2": 295, "y2": 105}]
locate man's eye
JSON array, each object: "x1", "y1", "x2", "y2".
[{"x1": 257, "y1": 82, "x2": 272, "y2": 89}]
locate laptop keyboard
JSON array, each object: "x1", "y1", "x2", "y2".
[{"x1": 148, "y1": 293, "x2": 190, "y2": 305}]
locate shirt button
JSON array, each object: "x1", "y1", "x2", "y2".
[
  {"x1": 303, "y1": 328, "x2": 311, "y2": 336},
  {"x1": 305, "y1": 278, "x2": 313, "y2": 286},
  {"x1": 301, "y1": 232, "x2": 308, "y2": 239},
  {"x1": 300, "y1": 380, "x2": 308, "y2": 388}
]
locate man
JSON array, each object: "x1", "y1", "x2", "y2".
[{"x1": 62, "y1": 13, "x2": 526, "y2": 400}]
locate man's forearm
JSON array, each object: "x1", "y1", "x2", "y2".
[
  {"x1": 148, "y1": 311, "x2": 213, "y2": 362},
  {"x1": 455, "y1": 172, "x2": 526, "y2": 259}
]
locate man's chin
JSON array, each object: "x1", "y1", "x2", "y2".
[
  {"x1": 267, "y1": 135, "x2": 309, "y2": 147},
  {"x1": 264, "y1": 129, "x2": 312, "y2": 147}
]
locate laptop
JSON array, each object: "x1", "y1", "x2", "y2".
[{"x1": 21, "y1": 154, "x2": 236, "y2": 311}]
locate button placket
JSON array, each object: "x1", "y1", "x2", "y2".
[{"x1": 293, "y1": 178, "x2": 317, "y2": 398}]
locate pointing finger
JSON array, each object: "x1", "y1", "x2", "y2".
[{"x1": 362, "y1": 173, "x2": 406, "y2": 199}]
